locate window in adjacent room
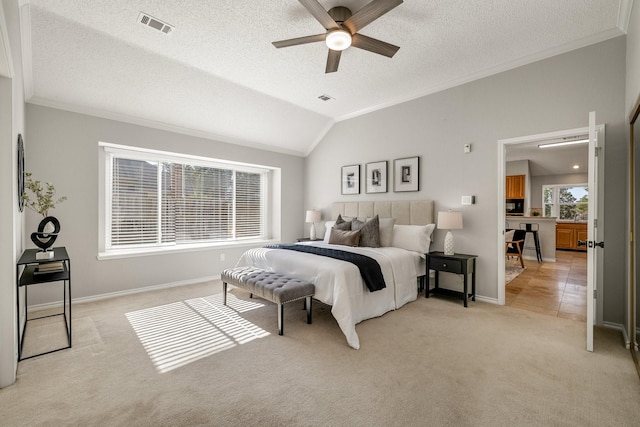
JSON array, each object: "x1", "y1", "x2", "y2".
[
  {"x1": 543, "y1": 184, "x2": 588, "y2": 220},
  {"x1": 99, "y1": 142, "x2": 275, "y2": 257}
]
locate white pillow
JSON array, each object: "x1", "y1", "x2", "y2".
[
  {"x1": 391, "y1": 224, "x2": 436, "y2": 253},
  {"x1": 505, "y1": 229, "x2": 515, "y2": 249},
  {"x1": 378, "y1": 217, "x2": 396, "y2": 247},
  {"x1": 505, "y1": 229, "x2": 515, "y2": 242},
  {"x1": 323, "y1": 221, "x2": 336, "y2": 243}
]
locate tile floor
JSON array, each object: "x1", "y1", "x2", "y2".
[{"x1": 506, "y1": 250, "x2": 587, "y2": 321}]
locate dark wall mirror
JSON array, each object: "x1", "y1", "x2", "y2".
[{"x1": 17, "y1": 134, "x2": 24, "y2": 212}]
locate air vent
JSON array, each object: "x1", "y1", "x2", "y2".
[
  {"x1": 318, "y1": 94, "x2": 334, "y2": 101},
  {"x1": 138, "y1": 12, "x2": 174, "y2": 35}
]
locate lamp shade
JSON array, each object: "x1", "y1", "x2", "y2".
[
  {"x1": 305, "y1": 210, "x2": 321, "y2": 223},
  {"x1": 437, "y1": 211, "x2": 463, "y2": 230}
]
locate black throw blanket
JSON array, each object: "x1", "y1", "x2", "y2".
[{"x1": 266, "y1": 244, "x2": 386, "y2": 292}]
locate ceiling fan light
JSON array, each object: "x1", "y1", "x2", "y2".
[{"x1": 326, "y1": 30, "x2": 352, "y2": 51}]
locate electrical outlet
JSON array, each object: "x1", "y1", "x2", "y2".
[{"x1": 220, "y1": 253, "x2": 225, "y2": 261}]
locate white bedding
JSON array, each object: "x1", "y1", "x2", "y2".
[{"x1": 235, "y1": 242, "x2": 422, "y2": 349}]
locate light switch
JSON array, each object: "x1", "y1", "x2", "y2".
[
  {"x1": 464, "y1": 143, "x2": 471, "y2": 153},
  {"x1": 461, "y1": 195, "x2": 475, "y2": 205}
]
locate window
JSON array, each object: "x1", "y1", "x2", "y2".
[
  {"x1": 101, "y1": 143, "x2": 273, "y2": 255},
  {"x1": 543, "y1": 184, "x2": 588, "y2": 221}
]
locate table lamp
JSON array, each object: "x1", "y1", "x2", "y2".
[
  {"x1": 437, "y1": 211, "x2": 463, "y2": 255},
  {"x1": 305, "y1": 210, "x2": 321, "y2": 240}
]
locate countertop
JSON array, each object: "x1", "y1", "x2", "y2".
[{"x1": 506, "y1": 216, "x2": 557, "y2": 221}]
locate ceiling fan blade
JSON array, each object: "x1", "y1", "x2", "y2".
[
  {"x1": 299, "y1": 0, "x2": 340, "y2": 31},
  {"x1": 351, "y1": 33, "x2": 400, "y2": 58},
  {"x1": 325, "y1": 49, "x2": 342, "y2": 73},
  {"x1": 342, "y1": 0, "x2": 403, "y2": 34},
  {"x1": 272, "y1": 33, "x2": 326, "y2": 48}
]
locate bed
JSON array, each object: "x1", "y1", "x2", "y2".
[{"x1": 235, "y1": 200, "x2": 435, "y2": 349}]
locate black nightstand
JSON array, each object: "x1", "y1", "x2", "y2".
[{"x1": 425, "y1": 251, "x2": 477, "y2": 307}]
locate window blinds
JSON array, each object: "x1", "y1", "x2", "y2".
[{"x1": 109, "y1": 155, "x2": 266, "y2": 249}]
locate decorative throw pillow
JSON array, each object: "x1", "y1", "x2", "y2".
[
  {"x1": 328, "y1": 228, "x2": 361, "y2": 246},
  {"x1": 333, "y1": 219, "x2": 352, "y2": 231},
  {"x1": 352, "y1": 215, "x2": 381, "y2": 247},
  {"x1": 378, "y1": 217, "x2": 396, "y2": 247},
  {"x1": 505, "y1": 229, "x2": 516, "y2": 249}
]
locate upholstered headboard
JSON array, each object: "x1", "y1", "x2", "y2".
[{"x1": 331, "y1": 200, "x2": 435, "y2": 225}]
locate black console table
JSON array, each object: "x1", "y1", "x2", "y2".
[
  {"x1": 16, "y1": 247, "x2": 71, "y2": 360},
  {"x1": 425, "y1": 251, "x2": 477, "y2": 307}
]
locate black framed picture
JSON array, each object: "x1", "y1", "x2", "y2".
[
  {"x1": 366, "y1": 161, "x2": 387, "y2": 193},
  {"x1": 393, "y1": 156, "x2": 419, "y2": 192},
  {"x1": 17, "y1": 134, "x2": 25, "y2": 212},
  {"x1": 341, "y1": 164, "x2": 360, "y2": 195}
]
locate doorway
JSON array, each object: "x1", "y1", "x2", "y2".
[{"x1": 497, "y1": 124, "x2": 605, "y2": 327}]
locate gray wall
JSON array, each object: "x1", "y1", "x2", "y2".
[
  {"x1": 0, "y1": 0, "x2": 26, "y2": 388},
  {"x1": 627, "y1": 2, "x2": 640, "y2": 336},
  {"x1": 23, "y1": 105, "x2": 305, "y2": 305},
  {"x1": 305, "y1": 36, "x2": 627, "y2": 324}
]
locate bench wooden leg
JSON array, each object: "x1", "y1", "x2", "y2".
[
  {"x1": 278, "y1": 303, "x2": 284, "y2": 336},
  {"x1": 306, "y1": 296, "x2": 312, "y2": 324},
  {"x1": 222, "y1": 282, "x2": 227, "y2": 305}
]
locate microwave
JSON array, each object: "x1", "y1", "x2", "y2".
[{"x1": 506, "y1": 199, "x2": 524, "y2": 214}]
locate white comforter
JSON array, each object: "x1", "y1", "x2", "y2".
[{"x1": 235, "y1": 242, "x2": 422, "y2": 349}]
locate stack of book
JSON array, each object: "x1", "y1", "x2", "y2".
[{"x1": 34, "y1": 262, "x2": 65, "y2": 275}]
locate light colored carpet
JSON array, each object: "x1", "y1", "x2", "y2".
[
  {"x1": 1, "y1": 280, "x2": 640, "y2": 426},
  {"x1": 505, "y1": 265, "x2": 525, "y2": 284}
]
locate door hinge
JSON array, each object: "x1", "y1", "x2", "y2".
[
  {"x1": 593, "y1": 290, "x2": 597, "y2": 299},
  {"x1": 593, "y1": 218, "x2": 598, "y2": 228}
]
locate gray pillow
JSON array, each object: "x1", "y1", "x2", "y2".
[
  {"x1": 334, "y1": 214, "x2": 352, "y2": 231},
  {"x1": 328, "y1": 228, "x2": 361, "y2": 246},
  {"x1": 352, "y1": 215, "x2": 381, "y2": 248}
]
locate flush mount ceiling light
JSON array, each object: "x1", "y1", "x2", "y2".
[
  {"x1": 573, "y1": 165, "x2": 580, "y2": 169},
  {"x1": 538, "y1": 138, "x2": 589, "y2": 148},
  {"x1": 325, "y1": 29, "x2": 352, "y2": 51}
]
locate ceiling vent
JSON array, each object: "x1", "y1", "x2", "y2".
[
  {"x1": 138, "y1": 12, "x2": 174, "y2": 34},
  {"x1": 318, "y1": 94, "x2": 334, "y2": 101}
]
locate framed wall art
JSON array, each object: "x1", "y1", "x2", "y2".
[
  {"x1": 341, "y1": 164, "x2": 360, "y2": 195},
  {"x1": 393, "y1": 156, "x2": 419, "y2": 192},
  {"x1": 366, "y1": 161, "x2": 387, "y2": 193}
]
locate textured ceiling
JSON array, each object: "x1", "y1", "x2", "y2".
[{"x1": 22, "y1": 0, "x2": 630, "y2": 156}]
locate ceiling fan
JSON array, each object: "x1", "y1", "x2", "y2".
[{"x1": 272, "y1": 0, "x2": 403, "y2": 73}]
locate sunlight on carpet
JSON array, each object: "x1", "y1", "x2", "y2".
[
  {"x1": 126, "y1": 294, "x2": 270, "y2": 373},
  {"x1": 505, "y1": 265, "x2": 525, "y2": 284}
]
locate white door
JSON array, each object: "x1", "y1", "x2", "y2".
[{"x1": 586, "y1": 111, "x2": 604, "y2": 352}]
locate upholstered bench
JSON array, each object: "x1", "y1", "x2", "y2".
[{"x1": 221, "y1": 266, "x2": 315, "y2": 335}]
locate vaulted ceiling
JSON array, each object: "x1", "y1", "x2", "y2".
[{"x1": 21, "y1": 0, "x2": 632, "y2": 156}]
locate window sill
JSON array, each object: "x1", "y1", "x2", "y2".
[{"x1": 97, "y1": 239, "x2": 279, "y2": 260}]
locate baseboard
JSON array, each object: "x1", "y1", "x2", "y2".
[
  {"x1": 602, "y1": 321, "x2": 628, "y2": 347},
  {"x1": 475, "y1": 295, "x2": 499, "y2": 304},
  {"x1": 27, "y1": 275, "x2": 221, "y2": 313}
]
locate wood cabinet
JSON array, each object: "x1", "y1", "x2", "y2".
[
  {"x1": 506, "y1": 175, "x2": 525, "y2": 199},
  {"x1": 556, "y1": 222, "x2": 587, "y2": 251}
]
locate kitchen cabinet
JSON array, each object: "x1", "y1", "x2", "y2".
[
  {"x1": 556, "y1": 222, "x2": 587, "y2": 251},
  {"x1": 506, "y1": 175, "x2": 525, "y2": 199}
]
